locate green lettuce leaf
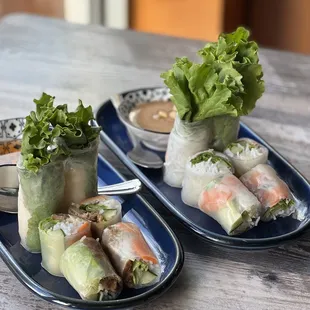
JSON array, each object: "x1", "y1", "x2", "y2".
[
  {"x1": 160, "y1": 27, "x2": 265, "y2": 122},
  {"x1": 21, "y1": 93, "x2": 100, "y2": 172}
]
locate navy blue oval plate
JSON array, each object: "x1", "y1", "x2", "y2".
[
  {"x1": 0, "y1": 154, "x2": 184, "y2": 309},
  {"x1": 96, "y1": 87, "x2": 310, "y2": 250}
]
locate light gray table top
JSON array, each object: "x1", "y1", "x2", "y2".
[{"x1": 1, "y1": 13, "x2": 310, "y2": 310}]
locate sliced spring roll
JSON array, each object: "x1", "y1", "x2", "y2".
[
  {"x1": 39, "y1": 214, "x2": 92, "y2": 276},
  {"x1": 60, "y1": 237, "x2": 123, "y2": 301},
  {"x1": 198, "y1": 174, "x2": 262, "y2": 235},
  {"x1": 240, "y1": 164, "x2": 295, "y2": 221},
  {"x1": 69, "y1": 195, "x2": 122, "y2": 239},
  {"x1": 224, "y1": 138, "x2": 268, "y2": 176},
  {"x1": 101, "y1": 222, "x2": 161, "y2": 288},
  {"x1": 181, "y1": 150, "x2": 234, "y2": 208}
]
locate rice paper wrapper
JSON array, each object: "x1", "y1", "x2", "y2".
[
  {"x1": 211, "y1": 116, "x2": 240, "y2": 151},
  {"x1": 198, "y1": 174, "x2": 262, "y2": 235},
  {"x1": 17, "y1": 159, "x2": 65, "y2": 253},
  {"x1": 60, "y1": 237, "x2": 123, "y2": 301},
  {"x1": 39, "y1": 214, "x2": 92, "y2": 277},
  {"x1": 181, "y1": 150, "x2": 233, "y2": 208},
  {"x1": 123, "y1": 209, "x2": 167, "y2": 275},
  {"x1": 164, "y1": 115, "x2": 212, "y2": 188},
  {"x1": 69, "y1": 196, "x2": 122, "y2": 239},
  {"x1": 62, "y1": 137, "x2": 99, "y2": 212},
  {"x1": 102, "y1": 210, "x2": 166, "y2": 289},
  {"x1": 240, "y1": 164, "x2": 296, "y2": 221},
  {"x1": 224, "y1": 138, "x2": 269, "y2": 176}
]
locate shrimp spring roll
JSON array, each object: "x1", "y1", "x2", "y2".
[
  {"x1": 101, "y1": 222, "x2": 161, "y2": 288},
  {"x1": 181, "y1": 150, "x2": 233, "y2": 208},
  {"x1": 240, "y1": 164, "x2": 295, "y2": 221},
  {"x1": 224, "y1": 138, "x2": 268, "y2": 176},
  {"x1": 60, "y1": 237, "x2": 123, "y2": 301},
  {"x1": 39, "y1": 214, "x2": 92, "y2": 276},
  {"x1": 69, "y1": 195, "x2": 122, "y2": 239},
  {"x1": 198, "y1": 174, "x2": 262, "y2": 235}
]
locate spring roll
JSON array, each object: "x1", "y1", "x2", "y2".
[
  {"x1": 62, "y1": 138, "x2": 99, "y2": 212},
  {"x1": 39, "y1": 214, "x2": 92, "y2": 276},
  {"x1": 224, "y1": 138, "x2": 268, "y2": 176},
  {"x1": 240, "y1": 164, "x2": 295, "y2": 221},
  {"x1": 101, "y1": 222, "x2": 161, "y2": 288},
  {"x1": 163, "y1": 115, "x2": 212, "y2": 188},
  {"x1": 60, "y1": 237, "x2": 123, "y2": 301},
  {"x1": 198, "y1": 174, "x2": 262, "y2": 235},
  {"x1": 69, "y1": 195, "x2": 122, "y2": 239},
  {"x1": 18, "y1": 159, "x2": 65, "y2": 253},
  {"x1": 181, "y1": 150, "x2": 233, "y2": 208}
]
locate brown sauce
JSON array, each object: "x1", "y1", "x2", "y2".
[{"x1": 130, "y1": 101, "x2": 176, "y2": 133}]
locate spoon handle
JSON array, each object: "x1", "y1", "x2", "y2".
[{"x1": 98, "y1": 179, "x2": 142, "y2": 195}]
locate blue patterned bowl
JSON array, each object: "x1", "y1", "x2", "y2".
[{"x1": 0, "y1": 118, "x2": 25, "y2": 142}]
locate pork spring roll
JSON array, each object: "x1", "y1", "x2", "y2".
[
  {"x1": 240, "y1": 164, "x2": 295, "y2": 221},
  {"x1": 224, "y1": 138, "x2": 268, "y2": 176},
  {"x1": 60, "y1": 237, "x2": 123, "y2": 300},
  {"x1": 198, "y1": 174, "x2": 262, "y2": 235},
  {"x1": 181, "y1": 150, "x2": 233, "y2": 208},
  {"x1": 39, "y1": 214, "x2": 92, "y2": 276},
  {"x1": 62, "y1": 137, "x2": 99, "y2": 211},
  {"x1": 69, "y1": 195, "x2": 122, "y2": 239},
  {"x1": 101, "y1": 222, "x2": 161, "y2": 288}
]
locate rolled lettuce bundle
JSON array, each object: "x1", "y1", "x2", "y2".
[
  {"x1": 69, "y1": 195, "x2": 122, "y2": 239},
  {"x1": 181, "y1": 150, "x2": 233, "y2": 208},
  {"x1": 18, "y1": 159, "x2": 65, "y2": 253},
  {"x1": 102, "y1": 222, "x2": 161, "y2": 288},
  {"x1": 163, "y1": 115, "x2": 212, "y2": 188},
  {"x1": 39, "y1": 214, "x2": 92, "y2": 276},
  {"x1": 60, "y1": 237, "x2": 123, "y2": 301},
  {"x1": 224, "y1": 138, "x2": 268, "y2": 176},
  {"x1": 198, "y1": 174, "x2": 262, "y2": 235},
  {"x1": 240, "y1": 164, "x2": 295, "y2": 221}
]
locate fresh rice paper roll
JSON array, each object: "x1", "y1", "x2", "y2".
[
  {"x1": 164, "y1": 115, "x2": 212, "y2": 188},
  {"x1": 39, "y1": 214, "x2": 92, "y2": 277},
  {"x1": 224, "y1": 138, "x2": 268, "y2": 176},
  {"x1": 62, "y1": 137, "x2": 99, "y2": 212},
  {"x1": 69, "y1": 195, "x2": 122, "y2": 239},
  {"x1": 60, "y1": 237, "x2": 123, "y2": 301},
  {"x1": 181, "y1": 149, "x2": 234, "y2": 208},
  {"x1": 101, "y1": 222, "x2": 161, "y2": 289},
  {"x1": 240, "y1": 164, "x2": 295, "y2": 221},
  {"x1": 18, "y1": 158, "x2": 66, "y2": 253},
  {"x1": 198, "y1": 174, "x2": 262, "y2": 235},
  {"x1": 211, "y1": 115, "x2": 240, "y2": 151}
]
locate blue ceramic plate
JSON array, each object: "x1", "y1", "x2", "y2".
[
  {"x1": 0, "y1": 155, "x2": 184, "y2": 309},
  {"x1": 96, "y1": 87, "x2": 310, "y2": 250}
]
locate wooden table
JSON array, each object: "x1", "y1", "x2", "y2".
[{"x1": 1, "y1": 13, "x2": 310, "y2": 310}]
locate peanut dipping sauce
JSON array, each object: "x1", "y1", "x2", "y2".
[{"x1": 130, "y1": 101, "x2": 176, "y2": 133}]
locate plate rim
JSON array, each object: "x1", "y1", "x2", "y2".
[
  {"x1": 0, "y1": 153, "x2": 184, "y2": 309},
  {"x1": 96, "y1": 86, "x2": 310, "y2": 249}
]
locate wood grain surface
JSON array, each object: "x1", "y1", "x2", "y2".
[{"x1": 0, "y1": 13, "x2": 310, "y2": 310}]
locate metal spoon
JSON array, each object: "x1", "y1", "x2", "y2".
[{"x1": 126, "y1": 131, "x2": 163, "y2": 169}]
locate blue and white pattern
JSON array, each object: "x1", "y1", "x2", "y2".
[{"x1": 0, "y1": 118, "x2": 25, "y2": 142}]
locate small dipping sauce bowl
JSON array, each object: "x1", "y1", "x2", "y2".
[{"x1": 116, "y1": 87, "x2": 174, "y2": 151}]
